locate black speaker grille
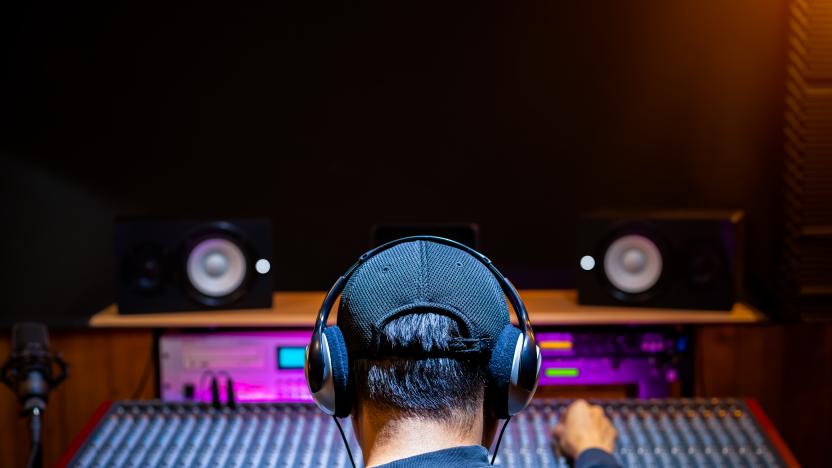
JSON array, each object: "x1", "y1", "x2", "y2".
[{"x1": 783, "y1": 0, "x2": 832, "y2": 318}]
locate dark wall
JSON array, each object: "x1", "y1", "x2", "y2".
[{"x1": 1, "y1": 1, "x2": 788, "y2": 325}]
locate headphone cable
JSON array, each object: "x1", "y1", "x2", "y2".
[
  {"x1": 333, "y1": 416, "x2": 357, "y2": 468},
  {"x1": 490, "y1": 416, "x2": 512, "y2": 465}
]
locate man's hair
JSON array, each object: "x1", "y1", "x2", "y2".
[{"x1": 352, "y1": 312, "x2": 486, "y2": 425}]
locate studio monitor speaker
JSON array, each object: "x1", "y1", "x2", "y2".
[
  {"x1": 115, "y1": 218, "x2": 273, "y2": 314},
  {"x1": 577, "y1": 211, "x2": 744, "y2": 310}
]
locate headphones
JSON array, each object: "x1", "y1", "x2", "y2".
[{"x1": 305, "y1": 236, "x2": 541, "y2": 420}]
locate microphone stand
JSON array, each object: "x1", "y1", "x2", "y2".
[{"x1": 2, "y1": 352, "x2": 67, "y2": 468}]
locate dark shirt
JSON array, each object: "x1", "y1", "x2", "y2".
[{"x1": 374, "y1": 445, "x2": 621, "y2": 468}]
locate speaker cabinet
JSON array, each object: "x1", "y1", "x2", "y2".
[
  {"x1": 577, "y1": 211, "x2": 744, "y2": 310},
  {"x1": 115, "y1": 218, "x2": 273, "y2": 314}
]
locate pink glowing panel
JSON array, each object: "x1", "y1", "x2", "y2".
[{"x1": 160, "y1": 330, "x2": 314, "y2": 403}]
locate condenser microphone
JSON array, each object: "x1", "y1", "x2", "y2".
[
  {"x1": 1, "y1": 323, "x2": 68, "y2": 468},
  {"x1": 2, "y1": 323, "x2": 67, "y2": 412}
]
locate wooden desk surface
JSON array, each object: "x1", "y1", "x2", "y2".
[{"x1": 89, "y1": 290, "x2": 766, "y2": 328}]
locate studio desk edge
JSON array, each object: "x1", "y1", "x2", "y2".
[{"x1": 88, "y1": 289, "x2": 766, "y2": 328}]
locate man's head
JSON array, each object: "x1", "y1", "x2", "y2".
[
  {"x1": 352, "y1": 312, "x2": 486, "y2": 430},
  {"x1": 335, "y1": 239, "x2": 513, "y2": 460},
  {"x1": 306, "y1": 238, "x2": 539, "y2": 465}
]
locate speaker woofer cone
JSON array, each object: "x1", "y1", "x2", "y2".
[
  {"x1": 185, "y1": 237, "x2": 248, "y2": 302},
  {"x1": 602, "y1": 234, "x2": 663, "y2": 296}
]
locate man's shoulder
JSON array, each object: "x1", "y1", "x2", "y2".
[
  {"x1": 373, "y1": 445, "x2": 490, "y2": 468},
  {"x1": 371, "y1": 445, "x2": 621, "y2": 468}
]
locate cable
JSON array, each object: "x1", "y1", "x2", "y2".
[
  {"x1": 210, "y1": 377, "x2": 221, "y2": 409},
  {"x1": 130, "y1": 346, "x2": 154, "y2": 399},
  {"x1": 333, "y1": 416, "x2": 357, "y2": 468},
  {"x1": 25, "y1": 445, "x2": 38, "y2": 468},
  {"x1": 217, "y1": 371, "x2": 236, "y2": 409},
  {"x1": 199, "y1": 370, "x2": 216, "y2": 402},
  {"x1": 490, "y1": 416, "x2": 512, "y2": 465},
  {"x1": 26, "y1": 408, "x2": 42, "y2": 468}
]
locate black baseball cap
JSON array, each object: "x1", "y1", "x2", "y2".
[{"x1": 336, "y1": 239, "x2": 510, "y2": 359}]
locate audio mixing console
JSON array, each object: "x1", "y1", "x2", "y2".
[{"x1": 60, "y1": 399, "x2": 797, "y2": 467}]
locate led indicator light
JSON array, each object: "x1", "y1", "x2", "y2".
[
  {"x1": 545, "y1": 367, "x2": 579, "y2": 378},
  {"x1": 255, "y1": 259, "x2": 271, "y2": 274},
  {"x1": 540, "y1": 341, "x2": 573, "y2": 350},
  {"x1": 580, "y1": 255, "x2": 595, "y2": 271}
]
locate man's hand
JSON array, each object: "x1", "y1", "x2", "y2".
[{"x1": 552, "y1": 399, "x2": 617, "y2": 459}]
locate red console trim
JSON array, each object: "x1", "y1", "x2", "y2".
[
  {"x1": 745, "y1": 398, "x2": 800, "y2": 468},
  {"x1": 56, "y1": 401, "x2": 112, "y2": 468}
]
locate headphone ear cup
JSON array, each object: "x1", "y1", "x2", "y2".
[
  {"x1": 486, "y1": 324, "x2": 522, "y2": 419},
  {"x1": 322, "y1": 326, "x2": 353, "y2": 417}
]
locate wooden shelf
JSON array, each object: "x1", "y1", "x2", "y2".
[{"x1": 88, "y1": 290, "x2": 766, "y2": 328}]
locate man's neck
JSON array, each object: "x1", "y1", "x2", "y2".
[{"x1": 356, "y1": 409, "x2": 484, "y2": 467}]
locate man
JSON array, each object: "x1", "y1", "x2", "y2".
[{"x1": 334, "y1": 239, "x2": 620, "y2": 467}]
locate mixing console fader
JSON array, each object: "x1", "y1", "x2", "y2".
[
  {"x1": 501, "y1": 399, "x2": 793, "y2": 468},
  {"x1": 61, "y1": 399, "x2": 796, "y2": 468}
]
